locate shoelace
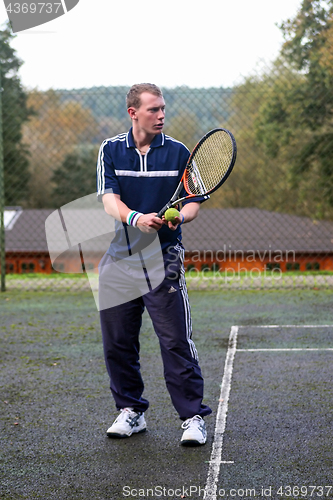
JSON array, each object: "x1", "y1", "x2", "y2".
[
  {"x1": 116, "y1": 408, "x2": 135, "y2": 422},
  {"x1": 116, "y1": 408, "x2": 141, "y2": 426},
  {"x1": 181, "y1": 415, "x2": 202, "y2": 430}
]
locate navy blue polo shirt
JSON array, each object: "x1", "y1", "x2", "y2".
[{"x1": 97, "y1": 128, "x2": 204, "y2": 259}]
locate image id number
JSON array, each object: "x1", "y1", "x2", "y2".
[
  {"x1": 6, "y1": 3, "x2": 62, "y2": 14},
  {"x1": 277, "y1": 486, "x2": 332, "y2": 497}
]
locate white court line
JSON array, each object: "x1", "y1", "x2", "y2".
[
  {"x1": 204, "y1": 325, "x2": 238, "y2": 500},
  {"x1": 238, "y1": 348, "x2": 333, "y2": 352},
  {"x1": 238, "y1": 325, "x2": 333, "y2": 328}
]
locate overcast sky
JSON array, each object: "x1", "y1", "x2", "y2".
[{"x1": 0, "y1": 0, "x2": 302, "y2": 90}]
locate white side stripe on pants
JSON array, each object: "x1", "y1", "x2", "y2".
[{"x1": 175, "y1": 243, "x2": 199, "y2": 361}]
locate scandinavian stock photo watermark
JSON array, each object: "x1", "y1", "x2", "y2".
[
  {"x1": 45, "y1": 193, "x2": 299, "y2": 310},
  {"x1": 45, "y1": 193, "x2": 165, "y2": 311}
]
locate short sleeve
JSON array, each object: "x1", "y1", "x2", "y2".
[{"x1": 96, "y1": 140, "x2": 121, "y2": 202}]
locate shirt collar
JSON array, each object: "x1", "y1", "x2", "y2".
[{"x1": 126, "y1": 127, "x2": 165, "y2": 149}]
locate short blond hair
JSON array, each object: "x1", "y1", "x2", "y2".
[{"x1": 126, "y1": 83, "x2": 163, "y2": 109}]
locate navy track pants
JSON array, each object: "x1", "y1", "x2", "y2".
[{"x1": 99, "y1": 243, "x2": 212, "y2": 420}]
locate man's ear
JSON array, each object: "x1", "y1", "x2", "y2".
[{"x1": 127, "y1": 107, "x2": 137, "y2": 120}]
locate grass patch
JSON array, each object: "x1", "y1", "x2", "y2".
[
  {"x1": 185, "y1": 270, "x2": 333, "y2": 278},
  {"x1": 4, "y1": 270, "x2": 333, "y2": 281},
  {"x1": 5, "y1": 272, "x2": 87, "y2": 280}
]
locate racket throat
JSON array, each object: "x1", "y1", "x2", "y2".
[{"x1": 157, "y1": 201, "x2": 175, "y2": 218}]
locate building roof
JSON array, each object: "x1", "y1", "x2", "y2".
[
  {"x1": 5, "y1": 208, "x2": 53, "y2": 253},
  {"x1": 4, "y1": 207, "x2": 333, "y2": 254},
  {"x1": 182, "y1": 208, "x2": 333, "y2": 253}
]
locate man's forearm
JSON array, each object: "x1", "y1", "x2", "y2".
[
  {"x1": 102, "y1": 193, "x2": 130, "y2": 222},
  {"x1": 102, "y1": 193, "x2": 163, "y2": 233},
  {"x1": 180, "y1": 202, "x2": 201, "y2": 224}
]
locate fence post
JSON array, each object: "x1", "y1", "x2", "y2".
[{"x1": 0, "y1": 65, "x2": 5, "y2": 292}]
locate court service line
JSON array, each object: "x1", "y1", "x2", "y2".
[
  {"x1": 238, "y1": 325, "x2": 333, "y2": 328},
  {"x1": 237, "y1": 348, "x2": 333, "y2": 352},
  {"x1": 204, "y1": 325, "x2": 238, "y2": 500}
]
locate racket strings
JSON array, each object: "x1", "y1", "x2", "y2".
[{"x1": 185, "y1": 130, "x2": 234, "y2": 195}]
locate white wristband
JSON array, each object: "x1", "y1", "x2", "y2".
[{"x1": 126, "y1": 210, "x2": 143, "y2": 227}]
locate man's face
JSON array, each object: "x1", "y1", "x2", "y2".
[{"x1": 130, "y1": 92, "x2": 165, "y2": 135}]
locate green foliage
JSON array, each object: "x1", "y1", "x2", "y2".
[
  {"x1": 254, "y1": 1, "x2": 333, "y2": 214},
  {"x1": 51, "y1": 145, "x2": 99, "y2": 207},
  {"x1": 280, "y1": 0, "x2": 333, "y2": 131},
  {"x1": 24, "y1": 89, "x2": 99, "y2": 208},
  {"x1": 280, "y1": 0, "x2": 333, "y2": 73},
  {"x1": 204, "y1": 74, "x2": 299, "y2": 213},
  {"x1": 0, "y1": 21, "x2": 32, "y2": 206},
  {"x1": 164, "y1": 110, "x2": 200, "y2": 151}
]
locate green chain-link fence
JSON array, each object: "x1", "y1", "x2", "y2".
[{"x1": 1, "y1": 7, "x2": 333, "y2": 292}]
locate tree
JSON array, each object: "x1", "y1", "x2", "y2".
[
  {"x1": 51, "y1": 145, "x2": 99, "y2": 207},
  {"x1": 0, "y1": 21, "x2": 31, "y2": 206},
  {"x1": 204, "y1": 72, "x2": 301, "y2": 213},
  {"x1": 23, "y1": 89, "x2": 98, "y2": 207},
  {"x1": 256, "y1": 0, "x2": 333, "y2": 214},
  {"x1": 164, "y1": 111, "x2": 201, "y2": 151}
]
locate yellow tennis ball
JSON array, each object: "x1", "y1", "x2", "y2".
[{"x1": 164, "y1": 208, "x2": 180, "y2": 224}]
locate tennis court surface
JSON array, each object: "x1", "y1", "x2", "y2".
[
  {"x1": 205, "y1": 324, "x2": 333, "y2": 500},
  {"x1": 0, "y1": 290, "x2": 332, "y2": 499}
]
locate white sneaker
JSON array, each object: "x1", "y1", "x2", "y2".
[
  {"x1": 180, "y1": 415, "x2": 207, "y2": 446},
  {"x1": 106, "y1": 408, "x2": 147, "y2": 438}
]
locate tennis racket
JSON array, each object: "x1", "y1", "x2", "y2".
[{"x1": 157, "y1": 128, "x2": 237, "y2": 218}]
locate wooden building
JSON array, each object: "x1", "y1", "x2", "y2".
[{"x1": 3, "y1": 206, "x2": 333, "y2": 274}]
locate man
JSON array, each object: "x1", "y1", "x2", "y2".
[{"x1": 96, "y1": 83, "x2": 212, "y2": 446}]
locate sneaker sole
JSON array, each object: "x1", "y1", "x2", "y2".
[
  {"x1": 107, "y1": 428, "x2": 147, "y2": 439},
  {"x1": 181, "y1": 438, "x2": 206, "y2": 446}
]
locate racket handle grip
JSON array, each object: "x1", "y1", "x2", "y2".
[{"x1": 156, "y1": 202, "x2": 172, "y2": 219}]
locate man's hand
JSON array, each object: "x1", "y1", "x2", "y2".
[
  {"x1": 162, "y1": 215, "x2": 183, "y2": 231},
  {"x1": 137, "y1": 213, "x2": 164, "y2": 233},
  {"x1": 162, "y1": 202, "x2": 201, "y2": 231}
]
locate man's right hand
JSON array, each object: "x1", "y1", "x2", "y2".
[{"x1": 136, "y1": 213, "x2": 164, "y2": 233}]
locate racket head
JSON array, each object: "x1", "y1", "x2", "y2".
[{"x1": 183, "y1": 128, "x2": 237, "y2": 196}]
